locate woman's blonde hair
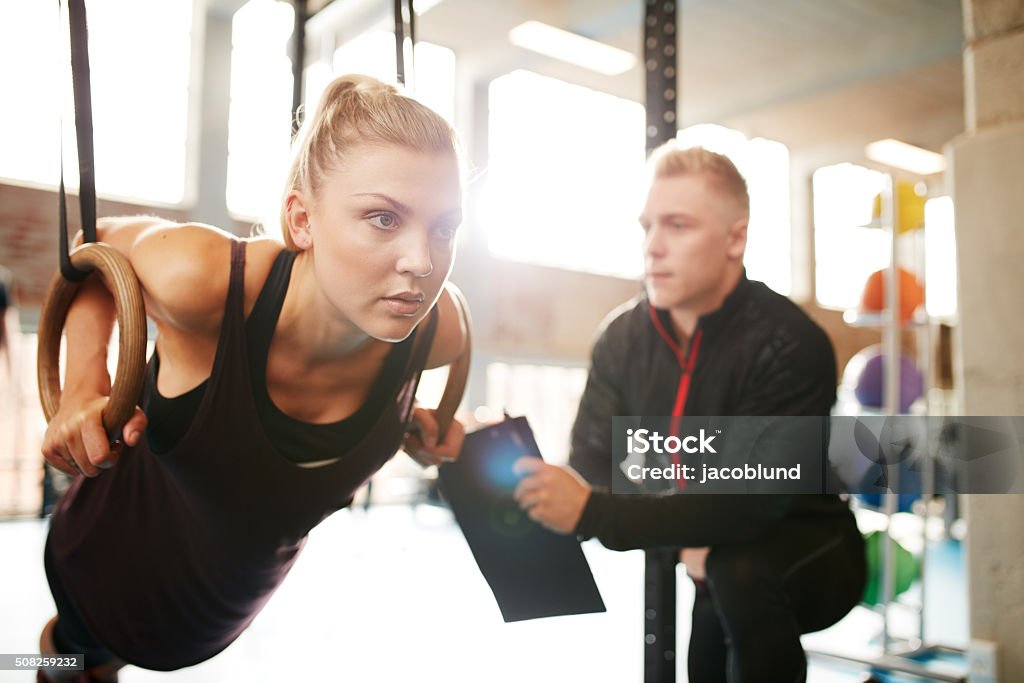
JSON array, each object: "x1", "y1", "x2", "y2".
[
  {"x1": 280, "y1": 74, "x2": 460, "y2": 249},
  {"x1": 648, "y1": 142, "x2": 749, "y2": 219}
]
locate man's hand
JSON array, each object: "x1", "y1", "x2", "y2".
[
  {"x1": 680, "y1": 547, "x2": 711, "y2": 581},
  {"x1": 403, "y1": 408, "x2": 465, "y2": 467},
  {"x1": 512, "y1": 458, "x2": 591, "y2": 534}
]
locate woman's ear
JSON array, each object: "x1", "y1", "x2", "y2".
[{"x1": 284, "y1": 191, "x2": 314, "y2": 250}]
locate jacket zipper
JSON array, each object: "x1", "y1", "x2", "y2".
[{"x1": 649, "y1": 305, "x2": 703, "y2": 489}]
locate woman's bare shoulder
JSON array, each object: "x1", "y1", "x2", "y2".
[
  {"x1": 124, "y1": 223, "x2": 226, "y2": 332},
  {"x1": 129, "y1": 225, "x2": 287, "y2": 336}
]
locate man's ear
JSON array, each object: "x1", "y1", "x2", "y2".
[
  {"x1": 284, "y1": 191, "x2": 313, "y2": 250},
  {"x1": 726, "y1": 216, "x2": 748, "y2": 260}
]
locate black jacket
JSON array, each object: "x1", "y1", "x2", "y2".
[{"x1": 571, "y1": 272, "x2": 853, "y2": 550}]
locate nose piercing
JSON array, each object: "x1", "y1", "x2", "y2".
[{"x1": 418, "y1": 263, "x2": 434, "y2": 278}]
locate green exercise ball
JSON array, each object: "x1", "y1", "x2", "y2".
[{"x1": 861, "y1": 530, "x2": 920, "y2": 606}]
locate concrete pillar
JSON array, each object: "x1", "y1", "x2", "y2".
[
  {"x1": 194, "y1": 8, "x2": 234, "y2": 231},
  {"x1": 948, "y1": 1, "x2": 1024, "y2": 679}
]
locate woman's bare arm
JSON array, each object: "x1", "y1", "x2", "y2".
[{"x1": 42, "y1": 218, "x2": 235, "y2": 477}]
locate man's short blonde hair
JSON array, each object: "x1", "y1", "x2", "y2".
[{"x1": 648, "y1": 142, "x2": 750, "y2": 219}]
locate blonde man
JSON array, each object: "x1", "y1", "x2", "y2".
[{"x1": 515, "y1": 145, "x2": 866, "y2": 682}]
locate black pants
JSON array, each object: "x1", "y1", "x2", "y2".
[
  {"x1": 688, "y1": 511, "x2": 866, "y2": 683},
  {"x1": 43, "y1": 539, "x2": 118, "y2": 668}
]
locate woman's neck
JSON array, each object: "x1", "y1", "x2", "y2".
[{"x1": 275, "y1": 250, "x2": 374, "y2": 365}]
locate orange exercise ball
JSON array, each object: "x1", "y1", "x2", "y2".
[{"x1": 860, "y1": 267, "x2": 925, "y2": 323}]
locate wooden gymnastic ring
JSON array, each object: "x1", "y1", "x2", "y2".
[
  {"x1": 37, "y1": 242, "x2": 147, "y2": 436},
  {"x1": 433, "y1": 283, "x2": 472, "y2": 439}
]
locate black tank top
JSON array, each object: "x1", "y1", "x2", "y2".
[
  {"x1": 47, "y1": 240, "x2": 438, "y2": 670},
  {"x1": 144, "y1": 248, "x2": 415, "y2": 461}
]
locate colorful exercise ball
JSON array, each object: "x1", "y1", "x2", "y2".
[
  {"x1": 871, "y1": 180, "x2": 927, "y2": 234},
  {"x1": 853, "y1": 349, "x2": 924, "y2": 413},
  {"x1": 861, "y1": 530, "x2": 920, "y2": 606},
  {"x1": 860, "y1": 267, "x2": 925, "y2": 323}
]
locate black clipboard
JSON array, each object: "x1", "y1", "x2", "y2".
[{"x1": 438, "y1": 416, "x2": 606, "y2": 622}]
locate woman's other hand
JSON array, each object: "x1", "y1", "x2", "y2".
[
  {"x1": 404, "y1": 407, "x2": 465, "y2": 467},
  {"x1": 41, "y1": 393, "x2": 146, "y2": 477}
]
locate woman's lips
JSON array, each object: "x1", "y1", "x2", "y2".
[{"x1": 382, "y1": 294, "x2": 424, "y2": 316}]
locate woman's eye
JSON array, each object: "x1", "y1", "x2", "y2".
[
  {"x1": 369, "y1": 213, "x2": 399, "y2": 230},
  {"x1": 433, "y1": 225, "x2": 457, "y2": 241}
]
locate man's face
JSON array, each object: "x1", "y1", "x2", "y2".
[{"x1": 639, "y1": 173, "x2": 747, "y2": 312}]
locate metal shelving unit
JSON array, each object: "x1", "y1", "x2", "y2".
[{"x1": 808, "y1": 175, "x2": 967, "y2": 682}]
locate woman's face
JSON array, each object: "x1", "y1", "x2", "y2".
[{"x1": 301, "y1": 144, "x2": 462, "y2": 342}]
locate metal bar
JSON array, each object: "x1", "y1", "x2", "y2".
[
  {"x1": 643, "y1": 0, "x2": 678, "y2": 155},
  {"x1": 642, "y1": 2, "x2": 679, "y2": 679},
  {"x1": 406, "y1": 0, "x2": 416, "y2": 87},
  {"x1": 644, "y1": 548, "x2": 677, "y2": 683},
  {"x1": 394, "y1": 0, "x2": 405, "y2": 85},
  {"x1": 883, "y1": 174, "x2": 900, "y2": 416},
  {"x1": 407, "y1": 0, "x2": 415, "y2": 49},
  {"x1": 880, "y1": 174, "x2": 898, "y2": 654},
  {"x1": 291, "y1": 0, "x2": 308, "y2": 137},
  {"x1": 807, "y1": 649, "x2": 966, "y2": 682}
]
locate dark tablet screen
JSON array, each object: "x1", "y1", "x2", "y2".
[{"x1": 438, "y1": 416, "x2": 606, "y2": 622}]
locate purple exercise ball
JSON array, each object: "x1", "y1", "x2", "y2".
[{"x1": 854, "y1": 352, "x2": 924, "y2": 413}]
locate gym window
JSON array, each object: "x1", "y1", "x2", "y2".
[
  {"x1": 484, "y1": 70, "x2": 647, "y2": 280},
  {"x1": 484, "y1": 362, "x2": 588, "y2": 466},
  {"x1": 676, "y1": 124, "x2": 792, "y2": 297},
  {"x1": 324, "y1": 31, "x2": 456, "y2": 126},
  {"x1": 410, "y1": 360, "x2": 588, "y2": 467},
  {"x1": 225, "y1": 0, "x2": 296, "y2": 222},
  {"x1": 484, "y1": 75, "x2": 792, "y2": 292},
  {"x1": 923, "y1": 197, "x2": 957, "y2": 319},
  {"x1": 0, "y1": 1, "x2": 194, "y2": 204},
  {"x1": 813, "y1": 163, "x2": 891, "y2": 311},
  {"x1": 813, "y1": 164, "x2": 957, "y2": 319},
  {"x1": 225, "y1": 19, "x2": 456, "y2": 226}
]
